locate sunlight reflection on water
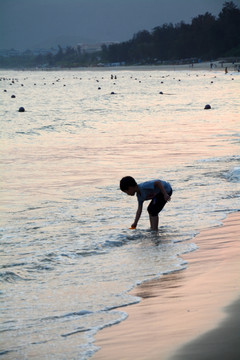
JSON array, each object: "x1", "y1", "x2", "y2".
[{"x1": 0, "y1": 68, "x2": 239, "y2": 359}]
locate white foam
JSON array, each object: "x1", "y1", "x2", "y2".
[{"x1": 226, "y1": 167, "x2": 240, "y2": 182}]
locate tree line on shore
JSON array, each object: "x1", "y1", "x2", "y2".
[{"x1": 1, "y1": 1, "x2": 240, "y2": 69}]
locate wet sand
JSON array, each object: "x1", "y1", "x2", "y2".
[
  {"x1": 93, "y1": 212, "x2": 240, "y2": 360},
  {"x1": 170, "y1": 297, "x2": 240, "y2": 360}
]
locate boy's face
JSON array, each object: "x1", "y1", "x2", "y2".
[{"x1": 124, "y1": 186, "x2": 136, "y2": 196}]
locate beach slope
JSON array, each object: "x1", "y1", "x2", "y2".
[{"x1": 93, "y1": 212, "x2": 240, "y2": 360}]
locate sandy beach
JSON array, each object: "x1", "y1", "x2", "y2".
[
  {"x1": 151, "y1": 60, "x2": 239, "y2": 72},
  {"x1": 93, "y1": 212, "x2": 240, "y2": 360},
  {"x1": 70, "y1": 60, "x2": 240, "y2": 73}
]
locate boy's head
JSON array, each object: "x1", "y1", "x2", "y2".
[{"x1": 120, "y1": 176, "x2": 138, "y2": 196}]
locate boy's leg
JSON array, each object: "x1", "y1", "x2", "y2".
[
  {"x1": 149, "y1": 215, "x2": 159, "y2": 231},
  {"x1": 147, "y1": 189, "x2": 172, "y2": 230},
  {"x1": 147, "y1": 188, "x2": 172, "y2": 230}
]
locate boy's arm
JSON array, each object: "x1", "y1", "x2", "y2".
[
  {"x1": 132, "y1": 203, "x2": 143, "y2": 228},
  {"x1": 154, "y1": 180, "x2": 171, "y2": 202}
]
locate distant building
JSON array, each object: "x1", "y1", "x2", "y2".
[
  {"x1": 0, "y1": 47, "x2": 58, "y2": 57},
  {"x1": 32, "y1": 48, "x2": 58, "y2": 56},
  {"x1": 77, "y1": 41, "x2": 119, "y2": 54},
  {"x1": 0, "y1": 48, "x2": 22, "y2": 57}
]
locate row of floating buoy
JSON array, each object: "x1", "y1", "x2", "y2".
[
  {"x1": 2, "y1": 72, "x2": 223, "y2": 112},
  {"x1": 4, "y1": 90, "x2": 213, "y2": 110}
]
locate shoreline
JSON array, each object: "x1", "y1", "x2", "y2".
[
  {"x1": 93, "y1": 212, "x2": 240, "y2": 360},
  {"x1": 1, "y1": 60, "x2": 239, "y2": 73}
]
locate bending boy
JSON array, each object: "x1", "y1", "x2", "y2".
[{"x1": 120, "y1": 176, "x2": 172, "y2": 231}]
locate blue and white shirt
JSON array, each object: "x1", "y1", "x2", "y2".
[{"x1": 137, "y1": 179, "x2": 172, "y2": 205}]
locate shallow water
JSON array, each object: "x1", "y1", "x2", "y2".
[{"x1": 0, "y1": 68, "x2": 239, "y2": 359}]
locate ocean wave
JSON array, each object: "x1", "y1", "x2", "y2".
[
  {"x1": 1, "y1": 262, "x2": 27, "y2": 269},
  {"x1": 0, "y1": 350, "x2": 15, "y2": 357},
  {"x1": 43, "y1": 310, "x2": 92, "y2": 322},
  {"x1": 37, "y1": 124, "x2": 56, "y2": 132},
  {"x1": 225, "y1": 167, "x2": 240, "y2": 183},
  {"x1": 100, "y1": 231, "x2": 144, "y2": 249},
  {"x1": 0, "y1": 271, "x2": 30, "y2": 283},
  {"x1": 61, "y1": 327, "x2": 90, "y2": 337},
  {"x1": 197, "y1": 155, "x2": 240, "y2": 163},
  {"x1": 75, "y1": 250, "x2": 106, "y2": 257},
  {"x1": 101, "y1": 239, "x2": 127, "y2": 248}
]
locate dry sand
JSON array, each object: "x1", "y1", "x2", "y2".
[
  {"x1": 123, "y1": 61, "x2": 238, "y2": 72},
  {"x1": 93, "y1": 212, "x2": 240, "y2": 360},
  {"x1": 78, "y1": 60, "x2": 239, "y2": 73}
]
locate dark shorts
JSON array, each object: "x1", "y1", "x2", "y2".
[{"x1": 147, "y1": 187, "x2": 173, "y2": 216}]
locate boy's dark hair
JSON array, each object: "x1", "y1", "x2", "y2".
[{"x1": 120, "y1": 176, "x2": 137, "y2": 191}]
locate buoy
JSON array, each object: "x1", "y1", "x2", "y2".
[
  {"x1": 204, "y1": 104, "x2": 211, "y2": 110},
  {"x1": 18, "y1": 107, "x2": 25, "y2": 112},
  {"x1": 11, "y1": 95, "x2": 16, "y2": 98}
]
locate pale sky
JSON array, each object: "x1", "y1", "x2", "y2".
[{"x1": 1, "y1": 0, "x2": 239, "y2": 50}]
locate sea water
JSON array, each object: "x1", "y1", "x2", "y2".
[{"x1": 0, "y1": 67, "x2": 239, "y2": 359}]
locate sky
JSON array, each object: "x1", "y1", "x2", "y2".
[{"x1": 1, "y1": 0, "x2": 240, "y2": 50}]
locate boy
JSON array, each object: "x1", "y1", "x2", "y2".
[{"x1": 120, "y1": 176, "x2": 172, "y2": 231}]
